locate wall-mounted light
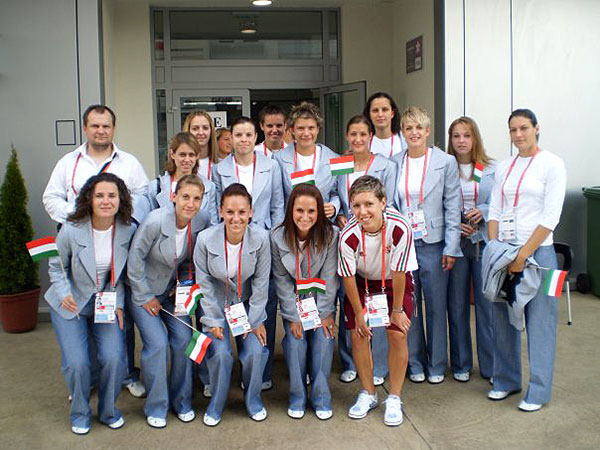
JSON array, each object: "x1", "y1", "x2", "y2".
[
  {"x1": 240, "y1": 21, "x2": 257, "y2": 34},
  {"x1": 252, "y1": 1, "x2": 272, "y2": 6}
]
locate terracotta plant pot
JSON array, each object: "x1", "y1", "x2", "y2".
[{"x1": 0, "y1": 287, "x2": 40, "y2": 333}]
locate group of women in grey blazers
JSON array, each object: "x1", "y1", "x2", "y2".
[{"x1": 46, "y1": 93, "x2": 566, "y2": 435}]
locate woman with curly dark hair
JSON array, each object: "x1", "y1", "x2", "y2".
[{"x1": 44, "y1": 172, "x2": 135, "y2": 435}]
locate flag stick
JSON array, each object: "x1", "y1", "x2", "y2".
[
  {"x1": 159, "y1": 308, "x2": 199, "y2": 334},
  {"x1": 57, "y1": 257, "x2": 79, "y2": 320}
]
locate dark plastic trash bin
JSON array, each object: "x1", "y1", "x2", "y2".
[{"x1": 583, "y1": 187, "x2": 600, "y2": 297}]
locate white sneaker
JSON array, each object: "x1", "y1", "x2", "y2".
[
  {"x1": 203, "y1": 414, "x2": 221, "y2": 427},
  {"x1": 107, "y1": 416, "x2": 124, "y2": 429},
  {"x1": 68, "y1": 394, "x2": 72, "y2": 402},
  {"x1": 287, "y1": 408, "x2": 305, "y2": 419},
  {"x1": 384, "y1": 395, "x2": 403, "y2": 426},
  {"x1": 262, "y1": 380, "x2": 273, "y2": 391},
  {"x1": 518, "y1": 400, "x2": 542, "y2": 412},
  {"x1": 126, "y1": 381, "x2": 146, "y2": 398},
  {"x1": 373, "y1": 376, "x2": 385, "y2": 386},
  {"x1": 146, "y1": 416, "x2": 166, "y2": 428},
  {"x1": 428, "y1": 375, "x2": 445, "y2": 384},
  {"x1": 177, "y1": 410, "x2": 196, "y2": 423},
  {"x1": 487, "y1": 389, "x2": 520, "y2": 401},
  {"x1": 489, "y1": 377, "x2": 494, "y2": 385},
  {"x1": 315, "y1": 409, "x2": 333, "y2": 420},
  {"x1": 71, "y1": 425, "x2": 90, "y2": 435},
  {"x1": 339, "y1": 370, "x2": 357, "y2": 383},
  {"x1": 203, "y1": 385, "x2": 212, "y2": 398},
  {"x1": 251, "y1": 408, "x2": 268, "y2": 422},
  {"x1": 409, "y1": 373, "x2": 425, "y2": 383},
  {"x1": 453, "y1": 372, "x2": 470, "y2": 382},
  {"x1": 348, "y1": 390, "x2": 378, "y2": 419},
  {"x1": 306, "y1": 374, "x2": 311, "y2": 385}
]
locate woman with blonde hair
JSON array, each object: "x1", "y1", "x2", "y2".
[
  {"x1": 183, "y1": 111, "x2": 219, "y2": 181},
  {"x1": 447, "y1": 116, "x2": 495, "y2": 382}
]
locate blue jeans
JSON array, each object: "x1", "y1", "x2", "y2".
[
  {"x1": 447, "y1": 239, "x2": 493, "y2": 377},
  {"x1": 408, "y1": 240, "x2": 449, "y2": 377},
  {"x1": 338, "y1": 285, "x2": 389, "y2": 377},
  {"x1": 492, "y1": 245, "x2": 558, "y2": 405},
  {"x1": 123, "y1": 284, "x2": 141, "y2": 385},
  {"x1": 282, "y1": 320, "x2": 334, "y2": 412},
  {"x1": 194, "y1": 304, "x2": 210, "y2": 387},
  {"x1": 50, "y1": 300, "x2": 125, "y2": 429},
  {"x1": 263, "y1": 278, "x2": 277, "y2": 383},
  {"x1": 204, "y1": 325, "x2": 269, "y2": 420},
  {"x1": 128, "y1": 295, "x2": 193, "y2": 419}
]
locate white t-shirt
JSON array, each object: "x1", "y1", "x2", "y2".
[
  {"x1": 254, "y1": 142, "x2": 284, "y2": 159},
  {"x1": 489, "y1": 150, "x2": 566, "y2": 246},
  {"x1": 226, "y1": 241, "x2": 242, "y2": 279},
  {"x1": 236, "y1": 163, "x2": 255, "y2": 194},
  {"x1": 198, "y1": 158, "x2": 212, "y2": 180},
  {"x1": 399, "y1": 149, "x2": 429, "y2": 211},
  {"x1": 370, "y1": 133, "x2": 406, "y2": 158},
  {"x1": 338, "y1": 208, "x2": 418, "y2": 280},
  {"x1": 459, "y1": 164, "x2": 477, "y2": 211},
  {"x1": 348, "y1": 170, "x2": 366, "y2": 189},
  {"x1": 175, "y1": 225, "x2": 188, "y2": 259},
  {"x1": 295, "y1": 146, "x2": 320, "y2": 172},
  {"x1": 93, "y1": 226, "x2": 112, "y2": 288}
]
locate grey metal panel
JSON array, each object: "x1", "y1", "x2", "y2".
[
  {"x1": 171, "y1": 65, "x2": 324, "y2": 83},
  {"x1": 155, "y1": 67, "x2": 166, "y2": 84}
]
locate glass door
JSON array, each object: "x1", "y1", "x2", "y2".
[{"x1": 318, "y1": 81, "x2": 366, "y2": 154}]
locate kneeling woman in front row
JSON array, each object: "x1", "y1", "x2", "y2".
[
  {"x1": 195, "y1": 183, "x2": 271, "y2": 426},
  {"x1": 338, "y1": 176, "x2": 417, "y2": 426},
  {"x1": 45, "y1": 173, "x2": 135, "y2": 434},
  {"x1": 271, "y1": 184, "x2": 339, "y2": 420},
  {"x1": 127, "y1": 175, "x2": 210, "y2": 428}
]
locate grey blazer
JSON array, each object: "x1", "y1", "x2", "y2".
[
  {"x1": 273, "y1": 143, "x2": 341, "y2": 215},
  {"x1": 145, "y1": 172, "x2": 218, "y2": 226},
  {"x1": 270, "y1": 226, "x2": 339, "y2": 323},
  {"x1": 127, "y1": 204, "x2": 210, "y2": 306},
  {"x1": 469, "y1": 162, "x2": 496, "y2": 244},
  {"x1": 213, "y1": 152, "x2": 285, "y2": 230},
  {"x1": 392, "y1": 146, "x2": 462, "y2": 257},
  {"x1": 194, "y1": 223, "x2": 271, "y2": 329},
  {"x1": 45, "y1": 218, "x2": 135, "y2": 319},
  {"x1": 337, "y1": 154, "x2": 397, "y2": 219}
]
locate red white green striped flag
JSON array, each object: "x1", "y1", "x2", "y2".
[
  {"x1": 185, "y1": 330, "x2": 212, "y2": 364},
  {"x1": 473, "y1": 162, "x2": 485, "y2": 183},
  {"x1": 362, "y1": 305, "x2": 370, "y2": 328},
  {"x1": 330, "y1": 155, "x2": 354, "y2": 176},
  {"x1": 291, "y1": 169, "x2": 315, "y2": 186},
  {"x1": 184, "y1": 284, "x2": 203, "y2": 316},
  {"x1": 543, "y1": 269, "x2": 568, "y2": 297},
  {"x1": 26, "y1": 237, "x2": 59, "y2": 262},
  {"x1": 297, "y1": 278, "x2": 326, "y2": 295}
]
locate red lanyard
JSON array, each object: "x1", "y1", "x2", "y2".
[
  {"x1": 174, "y1": 222, "x2": 192, "y2": 285},
  {"x1": 169, "y1": 175, "x2": 176, "y2": 200},
  {"x1": 501, "y1": 148, "x2": 539, "y2": 208},
  {"x1": 295, "y1": 247, "x2": 311, "y2": 299},
  {"x1": 234, "y1": 154, "x2": 257, "y2": 187},
  {"x1": 293, "y1": 146, "x2": 317, "y2": 172},
  {"x1": 92, "y1": 223, "x2": 115, "y2": 291},
  {"x1": 263, "y1": 141, "x2": 283, "y2": 156},
  {"x1": 71, "y1": 152, "x2": 115, "y2": 195},
  {"x1": 360, "y1": 219, "x2": 387, "y2": 296},
  {"x1": 207, "y1": 159, "x2": 212, "y2": 180},
  {"x1": 404, "y1": 148, "x2": 429, "y2": 208},
  {"x1": 346, "y1": 154, "x2": 375, "y2": 196},
  {"x1": 369, "y1": 134, "x2": 395, "y2": 158},
  {"x1": 224, "y1": 233, "x2": 243, "y2": 307}
]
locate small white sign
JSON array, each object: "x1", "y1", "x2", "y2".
[{"x1": 208, "y1": 111, "x2": 228, "y2": 129}]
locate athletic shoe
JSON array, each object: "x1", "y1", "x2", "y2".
[
  {"x1": 146, "y1": 416, "x2": 166, "y2": 428},
  {"x1": 409, "y1": 373, "x2": 425, "y2": 383},
  {"x1": 518, "y1": 400, "x2": 542, "y2": 412},
  {"x1": 383, "y1": 395, "x2": 403, "y2": 426},
  {"x1": 340, "y1": 370, "x2": 357, "y2": 383},
  {"x1": 348, "y1": 390, "x2": 378, "y2": 419},
  {"x1": 177, "y1": 410, "x2": 196, "y2": 423},
  {"x1": 125, "y1": 381, "x2": 146, "y2": 398}
]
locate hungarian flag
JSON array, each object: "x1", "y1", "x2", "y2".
[
  {"x1": 473, "y1": 162, "x2": 485, "y2": 183},
  {"x1": 362, "y1": 305, "x2": 370, "y2": 328},
  {"x1": 330, "y1": 155, "x2": 354, "y2": 176},
  {"x1": 185, "y1": 284, "x2": 203, "y2": 316},
  {"x1": 297, "y1": 278, "x2": 326, "y2": 295},
  {"x1": 185, "y1": 330, "x2": 212, "y2": 364},
  {"x1": 26, "y1": 237, "x2": 59, "y2": 262},
  {"x1": 291, "y1": 169, "x2": 315, "y2": 186},
  {"x1": 543, "y1": 269, "x2": 568, "y2": 297}
]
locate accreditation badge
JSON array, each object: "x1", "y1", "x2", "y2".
[
  {"x1": 500, "y1": 211, "x2": 517, "y2": 242},
  {"x1": 175, "y1": 285, "x2": 192, "y2": 316},
  {"x1": 296, "y1": 296, "x2": 321, "y2": 331},
  {"x1": 94, "y1": 291, "x2": 116, "y2": 324},
  {"x1": 408, "y1": 208, "x2": 428, "y2": 239},
  {"x1": 365, "y1": 293, "x2": 390, "y2": 328},
  {"x1": 225, "y1": 302, "x2": 252, "y2": 337}
]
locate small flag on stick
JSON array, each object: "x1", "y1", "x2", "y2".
[
  {"x1": 543, "y1": 269, "x2": 568, "y2": 297},
  {"x1": 330, "y1": 155, "x2": 355, "y2": 176},
  {"x1": 26, "y1": 237, "x2": 59, "y2": 261},
  {"x1": 185, "y1": 330, "x2": 212, "y2": 364},
  {"x1": 297, "y1": 278, "x2": 327, "y2": 295},
  {"x1": 185, "y1": 284, "x2": 203, "y2": 316},
  {"x1": 291, "y1": 169, "x2": 315, "y2": 186},
  {"x1": 473, "y1": 162, "x2": 485, "y2": 183}
]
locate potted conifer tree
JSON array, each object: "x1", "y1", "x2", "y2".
[{"x1": 0, "y1": 146, "x2": 40, "y2": 333}]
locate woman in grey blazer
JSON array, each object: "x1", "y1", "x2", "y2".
[
  {"x1": 194, "y1": 183, "x2": 271, "y2": 426},
  {"x1": 145, "y1": 132, "x2": 218, "y2": 225},
  {"x1": 271, "y1": 184, "x2": 338, "y2": 420},
  {"x1": 447, "y1": 117, "x2": 496, "y2": 382},
  {"x1": 392, "y1": 106, "x2": 462, "y2": 384},
  {"x1": 335, "y1": 115, "x2": 397, "y2": 386},
  {"x1": 45, "y1": 172, "x2": 135, "y2": 435}
]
